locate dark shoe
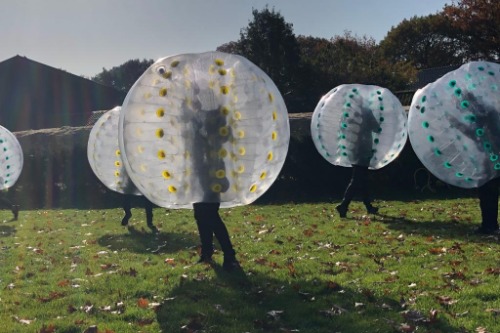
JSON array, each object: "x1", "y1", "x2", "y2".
[
  {"x1": 197, "y1": 255, "x2": 214, "y2": 264},
  {"x1": 11, "y1": 205, "x2": 19, "y2": 221},
  {"x1": 366, "y1": 206, "x2": 379, "y2": 214},
  {"x1": 222, "y1": 256, "x2": 240, "y2": 271},
  {"x1": 473, "y1": 226, "x2": 500, "y2": 235},
  {"x1": 121, "y1": 213, "x2": 132, "y2": 226},
  {"x1": 335, "y1": 205, "x2": 347, "y2": 218}
]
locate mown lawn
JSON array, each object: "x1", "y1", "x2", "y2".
[{"x1": 0, "y1": 197, "x2": 498, "y2": 333}]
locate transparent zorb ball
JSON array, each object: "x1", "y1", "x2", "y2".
[
  {"x1": 87, "y1": 106, "x2": 141, "y2": 195},
  {"x1": 311, "y1": 84, "x2": 408, "y2": 169},
  {"x1": 0, "y1": 125, "x2": 23, "y2": 190},
  {"x1": 408, "y1": 61, "x2": 500, "y2": 188},
  {"x1": 119, "y1": 52, "x2": 290, "y2": 208}
]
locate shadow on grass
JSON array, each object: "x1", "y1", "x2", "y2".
[
  {"x1": 0, "y1": 224, "x2": 16, "y2": 237},
  {"x1": 372, "y1": 213, "x2": 499, "y2": 243},
  {"x1": 156, "y1": 266, "x2": 456, "y2": 333},
  {"x1": 97, "y1": 226, "x2": 198, "y2": 254}
]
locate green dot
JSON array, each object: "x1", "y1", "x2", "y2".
[
  {"x1": 434, "y1": 148, "x2": 442, "y2": 156},
  {"x1": 376, "y1": 90, "x2": 381, "y2": 95},
  {"x1": 6, "y1": 165, "x2": 10, "y2": 169},
  {"x1": 464, "y1": 114, "x2": 475, "y2": 122},
  {"x1": 377, "y1": 127, "x2": 382, "y2": 133},
  {"x1": 321, "y1": 145, "x2": 326, "y2": 150},
  {"x1": 495, "y1": 163, "x2": 500, "y2": 170},
  {"x1": 421, "y1": 96, "x2": 427, "y2": 103},
  {"x1": 349, "y1": 94, "x2": 354, "y2": 98},
  {"x1": 454, "y1": 88, "x2": 462, "y2": 97},
  {"x1": 352, "y1": 88, "x2": 358, "y2": 93},
  {"x1": 374, "y1": 138, "x2": 379, "y2": 144},
  {"x1": 372, "y1": 149, "x2": 377, "y2": 154},
  {"x1": 317, "y1": 135, "x2": 322, "y2": 140},
  {"x1": 340, "y1": 134, "x2": 346, "y2": 139},
  {"x1": 490, "y1": 154, "x2": 498, "y2": 162},
  {"x1": 342, "y1": 152, "x2": 347, "y2": 156},
  {"x1": 5, "y1": 157, "x2": 8, "y2": 160},
  {"x1": 461, "y1": 100, "x2": 470, "y2": 108},
  {"x1": 343, "y1": 112, "x2": 349, "y2": 117},
  {"x1": 448, "y1": 80, "x2": 456, "y2": 87},
  {"x1": 379, "y1": 106, "x2": 384, "y2": 111},
  {"x1": 341, "y1": 122, "x2": 348, "y2": 128},
  {"x1": 444, "y1": 162, "x2": 452, "y2": 168},
  {"x1": 345, "y1": 103, "x2": 351, "y2": 108},
  {"x1": 478, "y1": 66, "x2": 484, "y2": 71},
  {"x1": 484, "y1": 142, "x2": 492, "y2": 151},
  {"x1": 488, "y1": 71, "x2": 494, "y2": 76},
  {"x1": 341, "y1": 145, "x2": 346, "y2": 149},
  {"x1": 455, "y1": 172, "x2": 463, "y2": 178},
  {"x1": 2, "y1": 147, "x2": 6, "y2": 152},
  {"x1": 378, "y1": 96, "x2": 383, "y2": 101},
  {"x1": 476, "y1": 128, "x2": 484, "y2": 137},
  {"x1": 427, "y1": 135, "x2": 435, "y2": 143},
  {"x1": 420, "y1": 106, "x2": 426, "y2": 114},
  {"x1": 6, "y1": 173, "x2": 10, "y2": 177},
  {"x1": 468, "y1": 83, "x2": 477, "y2": 90},
  {"x1": 422, "y1": 121, "x2": 429, "y2": 128},
  {"x1": 379, "y1": 116, "x2": 385, "y2": 122},
  {"x1": 465, "y1": 177, "x2": 473, "y2": 182},
  {"x1": 325, "y1": 152, "x2": 331, "y2": 157}
]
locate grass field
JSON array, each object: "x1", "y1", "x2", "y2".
[{"x1": 0, "y1": 197, "x2": 499, "y2": 333}]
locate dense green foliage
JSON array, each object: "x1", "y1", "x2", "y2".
[{"x1": 1, "y1": 199, "x2": 498, "y2": 332}]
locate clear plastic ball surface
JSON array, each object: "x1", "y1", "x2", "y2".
[
  {"x1": 118, "y1": 52, "x2": 290, "y2": 208},
  {"x1": 87, "y1": 107, "x2": 141, "y2": 195},
  {"x1": 311, "y1": 84, "x2": 408, "y2": 169},
  {"x1": 408, "y1": 61, "x2": 500, "y2": 189},
  {"x1": 0, "y1": 125, "x2": 23, "y2": 190}
]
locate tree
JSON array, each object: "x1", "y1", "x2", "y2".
[
  {"x1": 92, "y1": 58, "x2": 154, "y2": 93},
  {"x1": 217, "y1": 7, "x2": 305, "y2": 112},
  {"x1": 443, "y1": 0, "x2": 500, "y2": 61},
  {"x1": 379, "y1": 14, "x2": 465, "y2": 69}
]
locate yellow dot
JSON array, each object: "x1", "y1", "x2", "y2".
[
  {"x1": 233, "y1": 111, "x2": 241, "y2": 120},
  {"x1": 249, "y1": 184, "x2": 257, "y2": 193},
  {"x1": 144, "y1": 92, "x2": 152, "y2": 99},
  {"x1": 170, "y1": 60, "x2": 180, "y2": 67},
  {"x1": 215, "y1": 170, "x2": 226, "y2": 179},
  {"x1": 272, "y1": 111, "x2": 278, "y2": 121},
  {"x1": 156, "y1": 108, "x2": 165, "y2": 117},
  {"x1": 158, "y1": 150, "x2": 166, "y2": 159},
  {"x1": 137, "y1": 145, "x2": 144, "y2": 153},
  {"x1": 237, "y1": 130, "x2": 245, "y2": 138},
  {"x1": 162, "y1": 170, "x2": 171, "y2": 179},
  {"x1": 135, "y1": 128, "x2": 143, "y2": 136},
  {"x1": 238, "y1": 147, "x2": 246, "y2": 156},
  {"x1": 215, "y1": 59, "x2": 224, "y2": 66},
  {"x1": 260, "y1": 172, "x2": 267, "y2": 180},
  {"x1": 114, "y1": 171, "x2": 120, "y2": 177},
  {"x1": 168, "y1": 185, "x2": 177, "y2": 193},
  {"x1": 208, "y1": 65, "x2": 216, "y2": 75},
  {"x1": 267, "y1": 152, "x2": 274, "y2": 161},
  {"x1": 268, "y1": 93, "x2": 274, "y2": 102},
  {"x1": 219, "y1": 148, "x2": 228, "y2": 158},
  {"x1": 220, "y1": 106, "x2": 230, "y2": 116},
  {"x1": 219, "y1": 126, "x2": 229, "y2": 136},
  {"x1": 184, "y1": 151, "x2": 191, "y2": 159},
  {"x1": 236, "y1": 165, "x2": 245, "y2": 174},
  {"x1": 211, "y1": 184, "x2": 222, "y2": 193},
  {"x1": 159, "y1": 87, "x2": 167, "y2": 97},
  {"x1": 115, "y1": 149, "x2": 121, "y2": 156},
  {"x1": 220, "y1": 86, "x2": 229, "y2": 95},
  {"x1": 162, "y1": 71, "x2": 172, "y2": 79},
  {"x1": 114, "y1": 161, "x2": 121, "y2": 167},
  {"x1": 271, "y1": 131, "x2": 278, "y2": 140},
  {"x1": 140, "y1": 164, "x2": 147, "y2": 172},
  {"x1": 156, "y1": 128, "x2": 164, "y2": 138},
  {"x1": 218, "y1": 68, "x2": 227, "y2": 75}
]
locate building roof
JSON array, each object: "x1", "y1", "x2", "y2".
[{"x1": 0, "y1": 55, "x2": 126, "y2": 131}]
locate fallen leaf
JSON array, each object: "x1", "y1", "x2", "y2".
[{"x1": 137, "y1": 297, "x2": 149, "y2": 308}]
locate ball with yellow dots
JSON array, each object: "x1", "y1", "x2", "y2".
[
  {"x1": 87, "y1": 106, "x2": 141, "y2": 195},
  {"x1": 0, "y1": 125, "x2": 24, "y2": 190},
  {"x1": 118, "y1": 51, "x2": 290, "y2": 208},
  {"x1": 311, "y1": 84, "x2": 408, "y2": 170}
]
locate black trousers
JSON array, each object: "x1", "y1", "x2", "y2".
[
  {"x1": 123, "y1": 195, "x2": 154, "y2": 226},
  {"x1": 478, "y1": 178, "x2": 500, "y2": 230},
  {"x1": 193, "y1": 202, "x2": 235, "y2": 258},
  {"x1": 340, "y1": 165, "x2": 372, "y2": 208}
]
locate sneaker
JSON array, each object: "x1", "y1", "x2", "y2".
[
  {"x1": 335, "y1": 205, "x2": 347, "y2": 218},
  {"x1": 121, "y1": 213, "x2": 132, "y2": 226},
  {"x1": 473, "y1": 226, "x2": 500, "y2": 235},
  {"x1": 197, "y1": 255, "x2": 214, "y2": 264},
  {"x1": 222, "y1": 257, "x2": 241, "y2": 271}
]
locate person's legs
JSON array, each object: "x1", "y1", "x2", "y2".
[
  {"x1": 144, "y1": 198, "x2": 154, "y2": 228},
  {"x1": 121, "y1": 195, "x2": 132, "y2": 226},
  {"x1": 0, "y1": 194, "x2": 18, "y2": 221},
  {"x1": 478, "y1": 178, "x2": 500, "y2": 233},
  {"x1": 193, "y1": 202, "x2": 215, "y2": 261},
  {"x1": 337, "y1": 166, "x2": 364, "y2": 217}
]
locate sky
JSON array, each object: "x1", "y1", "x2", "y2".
[{"x1": 0, "y1": 0, "x2": 451, "y2": 78}]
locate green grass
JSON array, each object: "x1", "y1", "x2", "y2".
[{"x1": 0, "y1": 198, "x2": 499, "y2": 333}]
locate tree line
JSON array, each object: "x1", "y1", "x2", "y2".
[{"x1": 92, "y1": 0, "x2": 499, "y2": 113}]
